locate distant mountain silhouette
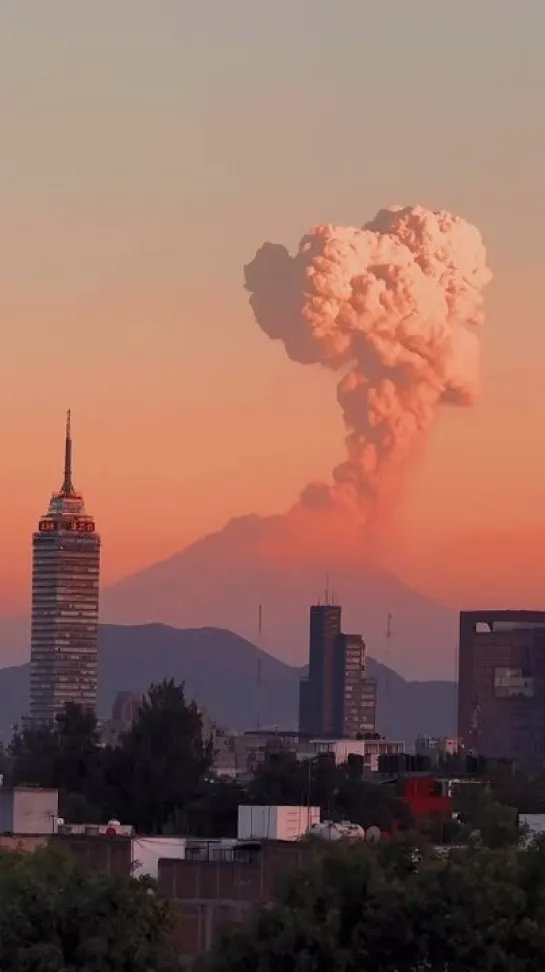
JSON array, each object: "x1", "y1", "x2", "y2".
[
  {"x1": 0, "y1": 513, "x2": 457, "y2": 679},
  {"x1": 99, "y1": 512, "x2": 457, "y2": 680},
  {"x1": 0, "y1": 623, "x2": 455, "y2": 743}
]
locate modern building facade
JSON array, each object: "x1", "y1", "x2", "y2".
[
  {"x1": 310, "y1": 736, "x2": 404, "y2": 772},
  {"x1": 415, "y1": 735, "x2": 458, "y2": 765},
  {"x1": 299, "y1": 604, "x2": 341, "y2": 737},
  {"x1": 298, "y1": 603, "x2": 373, "y2": 738},
  {"x1": 30, "y1": 412, "x2": 101, "y2": 724},
  {"x1": 458, "y1": 610, "x2": 545, "y2": 770},
  {"x1": 334, "y1": 633, "x2": 367, "y2": 738},
  {"x1": 361, "y1": 676, "x2": 377, "y2": 735}
]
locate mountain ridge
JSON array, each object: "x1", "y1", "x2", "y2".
[
  {"x1": 99, "y1": 512, "x2": 457, "y2": 680},
  {"x1": 0, "y1": 622, "x2": 456, "y2": 743},
  {"x1": 0, "y1": 512, "x2": 458, "y2": 680}
]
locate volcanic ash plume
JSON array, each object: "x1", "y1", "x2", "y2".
[{"x1": 245, "y1": 204, "x2": 492, "y2": 517}]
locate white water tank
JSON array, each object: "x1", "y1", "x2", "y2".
[{"x1": 306, "y1": 820, "x2": 366, "y2": 841}]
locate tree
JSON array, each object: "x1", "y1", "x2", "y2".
[
  {"x1": 0, "y1": 845, "x2": 179, "y2": 971},
  {"x1": 199, "y1": 839, "x2": 545, "y2": 972},
  {"x1": 249, "y1": 755, "x2": 412, "y2": 832},
  {"x1": 106, "y1": 678, "x2": 214, "y2": 833},
  {"x1": 186, "y1": 777, "x2": 246, "y2": 838},
  {"x1": 8, "y1": 722, "x2": 58, "y2": 790},
  {"x1": 8, "y1": 704, "x2": 105, "y2": 822},
  {"x1": 473, "y1": 795, "x2": 520, "y2": 849}
]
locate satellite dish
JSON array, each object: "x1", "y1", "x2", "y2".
[
  {"x1": 57, "y1": 817, "x2": 65, "y2": 827},
  {"x1": 366, "y1": 826, "x2": 381, "y2": 844}
]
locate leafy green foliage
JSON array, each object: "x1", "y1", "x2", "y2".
[
  {"x1": 185, "y1": 777, "x2": 246, "y2": 838},
  {"x1": 199, "y1": 838, "x2": 545, "y2": 972},
  {"x1": 9, "y1": 704, "x2": 104, "y2": 823},
  {"x1": 0, "y1": 845, "x2": 179, "y2": 971},
  {"x1": 248, "y1": 753, "x2": 413, "y2": 831},
  {"x1": 104, "y1": 678, "x2": 214, "y2": 833},
  {"x1": 7, "y1": 679, "x2": 213, "y2": 834}
]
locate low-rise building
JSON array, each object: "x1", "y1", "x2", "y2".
[
  {"x1": 415, "y1": 735, "x2": 458, "y2": 764},
  {"x1": 158, "y1": 840, "x2": 319, "y2": 960},
  {"x1": 0, "y1": 786, "x2": 59, "y2": 835},
  {"x1": 213, "y1": 729, "x2": 314, "y2": 778},
  {"x1": 237, "y1": 805, "x2": 320, "y2": 841},
  {"x1": 309, "y1": 737, "x2": 405, "y2": 772}
]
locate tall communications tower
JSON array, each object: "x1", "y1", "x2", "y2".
[{"x1": 30, "y1": 412, "x2": 101, "y2": 724}]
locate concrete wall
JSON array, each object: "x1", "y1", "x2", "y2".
[
  {"x1": 0, "y1": 835, "x2": 47, "y2": 853},
  {"x1": 160, "y1": 841, "x2": 314, "y2": 903},
  {"x1": 159, "y1": 841, "x2": 318, "y2": 960},
  {"x1": 52, "y1": 835, "x2": 133, "y2": 876},
  {"x1": 13, "y1": 788, "x2": 58, "y2": 835},
  {"x1": 131, "y1": 837, "x2": 186, "y2": 879}
]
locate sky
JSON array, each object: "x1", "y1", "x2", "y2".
[{"x1": 1, "y1": 0, "x2": 545, "y2": 614}]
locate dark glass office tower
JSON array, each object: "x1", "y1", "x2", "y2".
[
  {"x1": 458, "y1": 610, "x2": 545, "y2": 771},
  {"x1": 299, "y1": 604, "x2": 372, "y2": 738},
  {"x1": 299, "y1": 604, "x2": 342, "y2": 736},
  {"x1": 30, "y1": 412, "x2": 100, "y2": 724}
]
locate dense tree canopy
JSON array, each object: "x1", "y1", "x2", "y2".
[
  {"x1": 249, "y1": 753, "x2": 414, "y2": 831},
  {"x1": 105, "y1": 678, "x2": 214, "y2": 833},
  {"x1": 7, "y1": 679, "x2": 214, "y2": 834},
  {"x1": 0, "y1": 846, "x2": 179, "y2": 971},
  {"x1": 200, "y1": 837, "x2": 545, "y2": 972}
]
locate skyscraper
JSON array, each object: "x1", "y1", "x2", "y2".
[
  {"x1": 299, "y1": 603, "x2": 371, "y2": 738},
  {"x1": 361, "y1": 676, "x2": 377, "y2": 735},
  {"x1": 458, "y1": 610, "x2": 545, "y2": 771},
  {"x1": 299, "y1": 604, "x2": 342, "y2": 737},
  {"x1": 30, "y1": 412, "x2": 101, "y2": 724},
  {"x1": 332, "y1": 633, "x2": 363, "y2": 737}
]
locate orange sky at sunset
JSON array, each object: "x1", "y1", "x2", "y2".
[{"x1": 1, "y1": 2, "x2": 545, "y2": 620}]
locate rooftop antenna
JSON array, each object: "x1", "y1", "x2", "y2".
[
  {"x1": 384, "y1": 612, "x2": 393, "y2": 703},
  {"x1": 256, "y1": 605, "x2": 263, "y2": 730},
  {"x1": 62, "y1": 409, "x2": 74, "y2": 496},
  {"x1": 325, "y1": 573, "x2": 331, "y2": 605}
]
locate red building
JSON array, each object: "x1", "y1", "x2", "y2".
[{"x1": 398, "y1": 776, "x2": 453, "y2": 825}]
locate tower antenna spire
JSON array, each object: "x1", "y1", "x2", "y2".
[{"x1": 63, "y1": 409, "x2": 74, "y2": 495}]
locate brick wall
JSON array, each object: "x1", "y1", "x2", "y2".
[
  {"x1": 159, "y1": 842, "x2": 316, "y2": 960},
  {"x1": 0, "y1": 835, "x2": 48, "y2": 853},
  {"x1": 51, "y1": 835, "x2": 133, "y2": 876},
  {"x1": 160, "y1": 842, "x2": 312, "y2": 903}
]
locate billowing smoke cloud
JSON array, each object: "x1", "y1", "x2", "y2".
[{"x1": 245, "y1": 205, "x2": 492, "y2": 518}]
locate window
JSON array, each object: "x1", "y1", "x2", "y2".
[{"x1": 494, "y1": 667, "x2": 535, "y2": 699}]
